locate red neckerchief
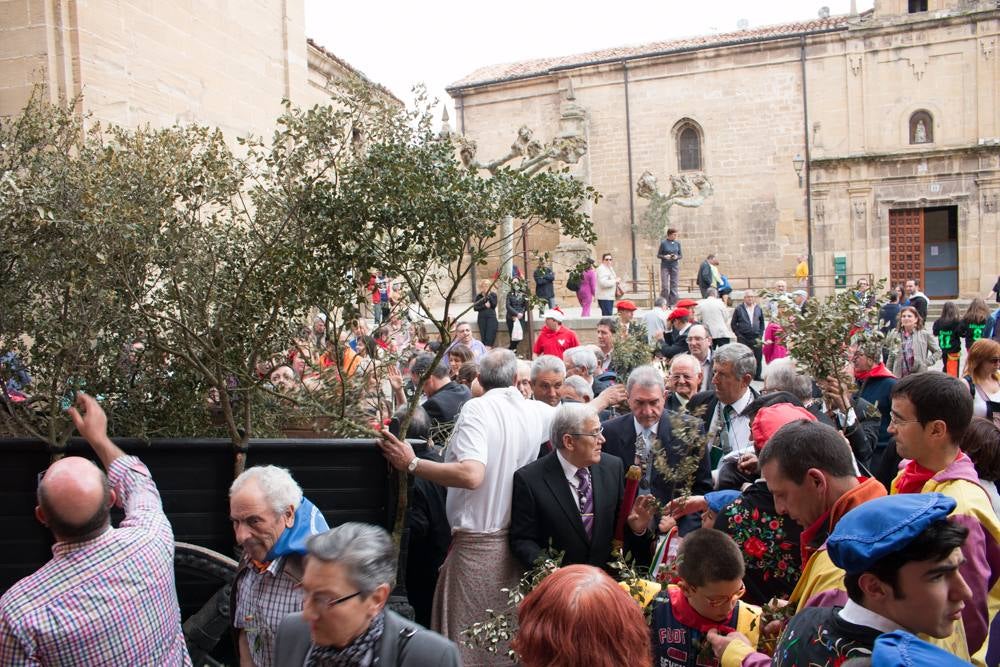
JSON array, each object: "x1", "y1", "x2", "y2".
[
  {"x1": 896, "y1": 453, "x2": 966, "y2": 494},
  {"x1": 799, "y1": 507, "x2": 832, "y2": 564},
  {"x1": 854, "y1": 362, "x2": 895, "y2": 381},
  {"x1": 668, "y1": 585, "x2": 737, "y2": 634},
  {"x1": 250, "y1": 559, "x2": 271, "y2": 573}
]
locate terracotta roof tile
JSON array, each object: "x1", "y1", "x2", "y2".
[
  {"x1": 306, "y1": 38, "x2": 403, "y2": 105},
  {"x1": 448, "y1": 13, "x2": 857, "y2": 91}
]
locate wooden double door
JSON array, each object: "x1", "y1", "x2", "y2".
[{"x1": 889, "y1": 206, "x2": 958, "y2": 298}]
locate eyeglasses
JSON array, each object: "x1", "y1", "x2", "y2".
[
  {"x1": 569, "y1": 426, "x2": 604, "y2": 438},
  {"x1": 692, "y1": 583, "x2": 746, "y2": 607},
  {"x1": 301, "y1": 589, "x2": 362, "y2": 610},
  {"x1": 889, "y1": 412, "x2": 920, "y2": 426},
  {"x1": 990, "y1": 357, "x2": 1000, "y2": 364}
]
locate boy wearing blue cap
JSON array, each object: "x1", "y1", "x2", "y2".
[
  {"x1": 889, "y1": 372, "x2": 1000, "y2": 663},
  {"x1": 708, "y1": 493, "x2": 973, "y2": 666},
  {"x1": 651, "y1": 528, "x2": 762, "y2": 667}
]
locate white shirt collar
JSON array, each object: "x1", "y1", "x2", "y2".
[
  {"x1": 556, "y1": 449, "x2": 582, "y2": 485},
  {"x1": 726, "y1": 387, "x2": 755, "y2": 414},
  {"x1": 837, "y1": 600, "x2": 906, "y2": 634},
  {"x1": 633, "y1": 417, "x2": 654, "y2": 439}
]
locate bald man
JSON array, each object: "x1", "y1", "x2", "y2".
[{"x1": 0, "y1": 393, "x2": 191, "y2": 666}]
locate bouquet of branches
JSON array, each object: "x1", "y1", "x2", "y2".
[{"x1": 767, "y1": 280, "x2": 892, "y2": 411}]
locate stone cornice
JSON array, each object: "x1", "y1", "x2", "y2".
[{"x1": 811, "y1": 143, "x2": 1000, "y2": 167}]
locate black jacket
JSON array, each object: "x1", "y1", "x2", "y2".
[
  {"x1": 510, "y1": 451, "x2": 651, "y2": 572},
  {"x1": 506, "y1": 290, "x2": 528, "y2": 321},
  {"x1": 600, "y1": 410, "x2": 712, "y2": 534},
  {"x1": 659, "y1": 325, "x2": 690, "y2": 359},
  {"x1": 407, "y1": 447, "x2": 450, "y2": 628},
  {"x1": 730, "y1": 304, "x2": 764, "y2": 343},
  {"x1": 422, "y1": 381, "x2": 470, "y2": 431},
  {"x1": 697, "y1": 260, "x2": 714, "y2": 289},
  {"x1": 534, "y1": 267, "x2": 555, "y2": 299}
]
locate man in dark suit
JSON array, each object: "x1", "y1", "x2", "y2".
[
  {"x1": 600, "y1": 365, "x2": 713, "y2": 534},
  {"x1": 687, "y1": 343, "x2": 760, "y2": 490},
  {"x1": 510, "y1": 403, "x2": 655, "y2": 571},
  {"x1": 410, "y1": 352, "x2": 470, "y2": 440},
  {"x1": 730, "y1": 291, "x2": 765, "y2": 381},
  {"x1": 697, "y1": 254, "x2": 715, "y2": 298}
]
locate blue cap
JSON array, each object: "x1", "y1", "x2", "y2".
[
  {"x1": 705, "y1": 490, "x2": 740, "y2": 514},
  {"x1": 871, "y1": 630, "x2": 969, "y2": 667},
  {"x1": 827, "y1": 493, "x2": 956, "y2": 574}
]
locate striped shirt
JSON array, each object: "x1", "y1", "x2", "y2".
[
  {"x1": 233, "y1": 557, "x2": 304, "y2": 667},
  {"x1": 0, "y1": 455, "x2": 191, "y2": 666}
]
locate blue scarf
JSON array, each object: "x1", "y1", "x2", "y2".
[{"x1": 266, "y1": 497, "x2": 330, "y2": 560}]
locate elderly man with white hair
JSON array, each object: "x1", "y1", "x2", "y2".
[
  {"x1": 510, "y1": 403, "x2": 655, "y2": 572},
  {"x1": 666, "y1": 353, "x2": 703, "y2": 411},
  {"x1": 229, "y1": 465, "x2": 329, "y2": 667},
  {"x1": 563, "y1": 345, "x2": 610, "y2": 397}
]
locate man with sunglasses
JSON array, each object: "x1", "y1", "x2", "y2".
[
  {"x1": 0, "y1": 393, "x2": 191, "y2": 666},
  {"x1": 510, "y1": 403, "x2": 655, "y2": 572},
  {"x1": 274, "y1": 523, "x2": 459, "y2": 666}
]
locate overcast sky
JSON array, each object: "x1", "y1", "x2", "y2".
[{"x1": 304, "y1": 0, "x2": 875, "y2": 116}]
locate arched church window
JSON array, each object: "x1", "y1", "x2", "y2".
[
  {"x1": 677, "y1": 124, "x2": 703, "y2": 172},
  {"x1": 909, "y1": 110, "x2": 933, "y2": 144}
]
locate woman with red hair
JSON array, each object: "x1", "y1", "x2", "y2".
[{"x1": 512, "y1": 564, "x2": 651, "y2": 667}]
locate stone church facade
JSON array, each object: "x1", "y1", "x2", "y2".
[
  {"x1": 0, "y1": 0, "x2": 396, "y2": 141},
  {"x1": 448, "y1": 0, "x2": 1000, "y2": 298}
]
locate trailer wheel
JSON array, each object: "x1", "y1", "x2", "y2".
[{"x1": 175, "y1": 541, "x2": 238, "y2": 667}]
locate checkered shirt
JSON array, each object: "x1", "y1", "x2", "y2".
[
  {"x1": 233, "y1": 556, "x2": 304, "y2": 667},
  {"x1": 0, "y1": 455, "x2": 191, "y2": 666}
]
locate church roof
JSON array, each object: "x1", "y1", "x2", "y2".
[
  {"x1": 447, "y1": 13, "x2": 859, "y2": 93},
  {"x1": 306, "y1": 38, "x2": 402, "y2": 104}
]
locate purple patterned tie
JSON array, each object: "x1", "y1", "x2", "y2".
[{"x1": 575, "y1": 468, "x2": 594, "y2": 539}]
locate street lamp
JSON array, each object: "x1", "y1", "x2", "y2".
[{"x1": 792, "y1": 153, "x2": 805, "y2": 188}]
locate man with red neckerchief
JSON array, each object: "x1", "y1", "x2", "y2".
[{"x1": 888, "y1": 371, "x2": 1000, "y2": 665}]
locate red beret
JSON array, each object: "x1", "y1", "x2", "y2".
[
  {"x1": 751, "y1": 403, "x2": 817, "y2": 451},
  {"x1": 676, "y1": 299, "x2": 698, "y2": 308},
  {"x1": 615, "y1": 300, "x2": 637, "y2": 311},
  {"x1": 668, "y1": 308, "x2": 691, "y2": 321}
]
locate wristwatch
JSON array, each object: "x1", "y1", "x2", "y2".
[{"x1": 406, "y1": 456, "x2": 419, "y2": 473}]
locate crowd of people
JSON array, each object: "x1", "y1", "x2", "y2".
[{"x1": 3, "y1": 257, "x2": 1000, "y2": 667}]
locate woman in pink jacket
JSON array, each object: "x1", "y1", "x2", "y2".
[{"x1": 576, "y1": 259, "x2": 597, "y2": 317}]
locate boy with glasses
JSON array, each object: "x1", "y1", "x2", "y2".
[{"x1": 651, "y1": 528, "x2": 762, "y2": 666}]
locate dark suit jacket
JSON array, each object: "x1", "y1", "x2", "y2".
[
  {"x1": 422, "y1": 381, "x2": 470, "y2": 428},
  {"x1": 510, "y1": 452, "x2": 651, "y2": 572},
  {"x1": 273, "y1": 609, "x2": 460, "y2": 667},
  {"x1": 600, "y1": 411, "x2": 712, "y2": 534},
  {"x1": 659, "y1": 326, "x2": 690, "y2": 359},
  {"x1": 730, "y1": 304, "x2": 764, "y2": 343}
]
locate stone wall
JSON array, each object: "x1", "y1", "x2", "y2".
[
  {"x1": 0, "y1": 0, "x2": 386, "y2": 141},
  {"x1": 451, "y1": 5, "x2": 1000, "y2": 297}
]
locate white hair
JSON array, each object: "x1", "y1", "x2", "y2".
[
  {"x1": 562, "y1": 374, "x2": 594, "y2": 401},
  {"x1": 230, "y1": 465, "x2": 303, "y2": 515}
]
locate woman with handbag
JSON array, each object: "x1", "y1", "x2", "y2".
[
  {"x1": 506, "y1": 281, "x2": 528, "y2": 351},
  {"x1": 576, "y1": 259, "x2": 597, "y2": 317},
  {"x1": 885, "y1": 306, "x2": 941, "y2": 378},
  {"x1": 595, "y1": 253, "x2": 622, "y2": 317},
  {"x1": 963, "y1": 338, "x2": 1000, "y2": 423}
]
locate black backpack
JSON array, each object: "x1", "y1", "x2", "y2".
[{"x1": 567, "y1": 273, "x2": 581, "y2": 292}]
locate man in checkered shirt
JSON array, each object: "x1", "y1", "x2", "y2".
[
  {"x1": 0, "y1": 393, "x2": 191, "y2": 665},
  {"x1": 229, "y1": 466, "x2": 310, "y2": 667}
]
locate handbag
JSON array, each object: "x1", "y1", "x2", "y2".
[
  {"x1": 615, "y1": 283, "x2": 625, "y2": 299},
  {"x1": 511, "y1": 319, "x2": 524, "y2": 342}
]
